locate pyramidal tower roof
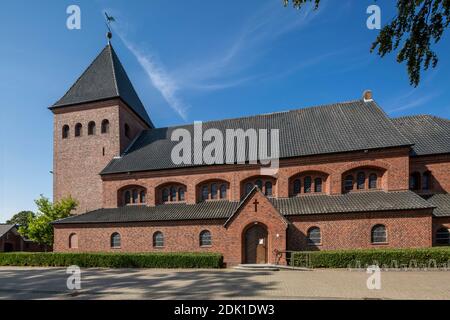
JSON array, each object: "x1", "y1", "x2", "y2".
[{"x1": 50, "y1": 44, "x2": 154, "y2": 128}]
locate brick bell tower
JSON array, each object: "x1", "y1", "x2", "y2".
[{"x1": 49, "y1": 41, "x2": 154, "y2": 214}]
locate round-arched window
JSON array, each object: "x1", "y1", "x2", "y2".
[
  {"x1": 62, "y1": 125, "x2": 70, "y2": 139},
  {"x1": 101, "y1": 119, "x2": 110, "y2": 133},
  {"x1": 304, "y1": 176, "x2": 312, "y2": 193},
  {"x1": 74, "y1": 123, "x2": 82, "y2": 137},
  {"x1": 265, "y1": 181, "x2": 273, "y2": 196},
  {"x1": 307, "y1": 227, "x2": 321, "y2": 245},
  {"x1": 371, "y1": 225, "x2": 387, "y2": 244},
  {"x1": 369, "y1": 174, "x2": 378, "y2": 189},
  {"x1": 199, "y1": 230, "x2": 212, "y2": 247},
  {"x1": 69, "y1": 233, "x2": 78, "y2": 249},
  {"x1": 88, "y1": 121, "x2": 96, "y2": 135},
  {"x1": 357, "y1": 172, "x2": 366, "y2": 189},
  {"x1": 293, "y1": 179, "x2": 301, "y2": 195},
  {"x1": 314, "y1": 178, "x2": 322, "y2": 193},
  {"x1": 153, "y1": 231, "x2": 164, "y2": 247},
  {"x1": 111, "y1": 232, "x2": 121, "y2": 248},
  {"x1": 220, "y1": 184, "x2": 227, "y2": 199}
]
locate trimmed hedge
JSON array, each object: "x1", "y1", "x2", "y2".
[
  {"x1": 0, "y1": 252, "x2": 223, "y2": 269},
  {"x1": 290, "y1": 247, "x2": 450, "y2": 268}
]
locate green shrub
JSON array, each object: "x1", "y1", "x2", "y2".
[
  {"x1": 290, "y1": 247, "x2": 450, "y2": 268},
  {"x1": 0, "y1": 252, "x2": 223, "y2": 269}
]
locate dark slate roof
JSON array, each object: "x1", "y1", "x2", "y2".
[
  {"x1": 50, "y1": 44, "x2": 154, "y2": 128},
  {"x1": 53, "y1": 201, "x2": 239, "y2": 224},
  {"x1": 101, "y1": 100, "x2": 412, "y2": 174},
  {"x1": 392, "y1": 115, "x2": 450, "y2": 156},
  {"x1": 53, "y1": 191, "x2": 433, "y2": 225},
  {"x1": 271, "y1": 191, "x2": 434, "y2": 216},
  {"x1": 0, "y1": 224, "x2": 15, "y2": 238},
  {"x1": 426, "y1": 194, "x2": 450, "y2": 217}
]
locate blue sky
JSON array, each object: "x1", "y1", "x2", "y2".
[{"x1": 1, "y1": 0, "x2": 449, "y2": 222}]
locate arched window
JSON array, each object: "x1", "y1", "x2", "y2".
[
  {"x1": 245, "y1": 183, "x2": 253, "y2": 195},
  {"x1": 74, "y1": 123, "x2": 82, "y2": 137},
  {"x1": 69, "y1": 233, "x2": 78, "y2": 249},
  {"x1": 307, "y1": 227, "x2": 321, "y2": 245},
  {"x1": 199, "y1": 230, "x2": 212, "y2": 247},
  {"x1": 120, "y1": 186, "x2": 146, "y2": 206},
  {"x1": 124, "y1": 123, "x2": 131, "y2": 138},
  {"x1": 220, "y1": 184, "x2": 227, "y2": 199},
  {"x1": 265, "y1": 181, "x2": 273, "y2": 196},
  {"x1": 153, "y1": 231, "x2": 164, "y2": 247},
  {"x1": 170, "y1": 187, "x2": 177, "y2": 201},
  {"x1": 111, "y1": 232, "x2": 121, "y2": 248},
  {"x1": 178, "y1": 188, "x2": 185, "y2": 201},
  {"x1": 132, "y1": 189, "x2": 138, "y2": 204},
  {"x1": 436, "y1": 228, "x2": 450, "y2": 245},
  {"x1": 304, "y1": 176, "x2": 312, "y2": 193},
  {"x1": 344, "y1": 175, "x2": 354, "y2": 191},
  {"x1": 162, "y1": 188, "x2": 169, "y2": 203},
  {"x1": 423, "y1": 171, "x2": 431, "y2": 190},
  {"x1": 124, "y1": 190, "x2": 131, "y2": 205},
  {"x1": 211, "y1": 183, "x2": 218, "y2": 200},
  {"x1": 410, "y1": 172, "x2": 421, "y2": 190},
  {"x1": 314, "y1": 178, "x2": 322, "y2": 193},
  {"x1": 140, "y1": 190, "x2": 146, "y2": 203},
  {"x1": 369, "y1": 174, "x2": 378, "y2": 189},
  {"x1": 201, "y1": 185, "x2": 209, "y2": 201},
  {"x1": 357, "y1": 172, "x2": 365, "y2": 189},
  {"x1": 88, "y1": 121, "x2": 96, "y2": 135},
  {"x1": 371, "y1": 225, "x2": 387, "y2": 244},
  {"x1": 101, "y1": 119, "x2": 110, "y2": 134},
  {"x1": 255, "y1": 179, "x2": 263, "y2": 190},
  {"x1": 62, "y1": 125, "x2": 70, "y2": 139},
  {"x1": 293, "y1": 179, "x2": 301, "y2": 195}
]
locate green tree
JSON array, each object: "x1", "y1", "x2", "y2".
[
  {"x1": 284, "y1": 0, "x2": 450, "y2": 86},
  {"x1": 6, "y1": 210, "x2": 35, "y2": 238},
  {"x1": 23, "y1": 195, "x2": 78, "y2": 247}
]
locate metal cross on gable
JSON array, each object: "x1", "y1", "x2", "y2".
[{"x1": 253, "y1": 199, "x2": 259, "y2": 212}]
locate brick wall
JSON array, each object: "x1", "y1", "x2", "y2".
[
  {"x1": 287, "y1": 210, "x2": 433, "y2": 250},
  {"x1": 53, "y1": 191, "x2": 435, "y2": 265},
  {"x1": 102, "y1": 147, "x2": 411, "y2": 208},
  {"x1": 410, "y1": 154, "x2": 450, "y2": 194},
  {"x1": 52, "y1": 99, "x2": 148, "y2": 214}
]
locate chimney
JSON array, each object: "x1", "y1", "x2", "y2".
[{"x1": 363, "y1": 90, "x2": 373, "y2": 102}]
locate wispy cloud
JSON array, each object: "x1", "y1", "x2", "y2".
[
  {"x1": 106, "y1": 1, "x2": 322, "y2": 120},
  {"x1": 117, "y1": 35, "x2": 188, "y2": 121},
  {"x1": 385, "y1": 82, "x2": 441, "y2": 114},
  {"x1": 175, "y1": 1, "x2": 322, "y2": 91}
]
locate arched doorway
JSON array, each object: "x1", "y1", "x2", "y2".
[{"x1": 243, "y1": 223, "x2": 268, "y2": 264}]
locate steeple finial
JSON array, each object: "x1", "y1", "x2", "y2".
[{"x1": 104, "y1": 11, "x2": 115, "y2": 44}]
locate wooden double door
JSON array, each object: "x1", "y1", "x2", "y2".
[{"x1": 244, "y1": 224, "x2": 268, "y2": 264}]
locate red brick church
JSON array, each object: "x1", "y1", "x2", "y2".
[{"x1": 51, "y1": 43, "x2": 450, "y2": 266}]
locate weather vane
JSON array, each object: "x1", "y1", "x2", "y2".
[{"x1": 104, "y1": 11, "x2": 116, "y2": 43}]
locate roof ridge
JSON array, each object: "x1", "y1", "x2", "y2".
[
  {"x1": 108, "y1": 44, "x2": 120, "y2": 96},
  {"x1": 392, "y1": 114, "x2": 449, "y2": 122}
]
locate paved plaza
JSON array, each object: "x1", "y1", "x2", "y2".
[{"x1": 0, "y1": 267, "x2": 449, "y2": 300}]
